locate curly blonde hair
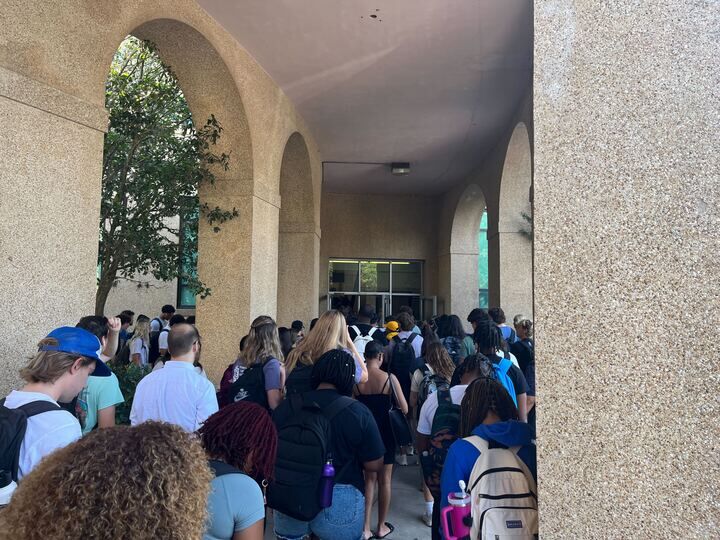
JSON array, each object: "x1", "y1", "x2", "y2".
[{"x1": 0, "y1": 422, "x2": 212, "y2": 540}]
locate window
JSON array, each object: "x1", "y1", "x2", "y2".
[
  {"x1": 327, "y1": 259, "x2": 424, "y2": 320},
  {"x1": 177, "y1": 205, "x2": 199, "y2": 309},
  {"x1": 478, "y1": 210, "x2": 489, "y2": 308}
]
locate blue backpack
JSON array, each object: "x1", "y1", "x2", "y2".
[{"x1": 493, "y1": 357, "x2": 518, "y2": 407}]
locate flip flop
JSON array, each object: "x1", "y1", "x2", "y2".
[{"x1": 371, "y1": 522, "x2": 395, "y2": 539}]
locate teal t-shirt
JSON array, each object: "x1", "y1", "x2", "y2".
[
  {"x1": 204, "y1": 472, "x2": 265, "y2": 539},
  {"x1": 77, "y1": 372, "x2": 124, "y2": 436}
]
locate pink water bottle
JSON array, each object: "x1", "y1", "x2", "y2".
[{"x1": 441, "y1": 480, "x2": 472, "y2": 540}]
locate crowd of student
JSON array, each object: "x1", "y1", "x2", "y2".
[{"x1": 0, "y1": 303, "x2": 536, "y2": 540}]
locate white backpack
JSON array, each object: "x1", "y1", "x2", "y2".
[
  {"x1": 465, "y1": 435, "x2": 538, "y2": 539},
  {"x1": 350, "y1": 326, "x2": 377, "y2": 354}
]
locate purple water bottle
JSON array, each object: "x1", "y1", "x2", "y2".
[{"x1": 319, "y1": 455, "x2": 335, "y2": 508}]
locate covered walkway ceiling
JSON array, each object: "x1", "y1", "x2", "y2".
[{"x1": 198, "y1": 0, "x2": 533, "y2": 195}]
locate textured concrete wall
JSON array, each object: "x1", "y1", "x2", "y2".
[
  {"x1": 319, "y1": 192, "x2": 441, "y2": 314},
  {"x1": 0, "y1": 0, "x2": 321, "y2": 390},
  {"x1": 534, "y1": 2, "x2": 719, "y2": 537}
]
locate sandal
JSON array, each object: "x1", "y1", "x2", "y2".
[{"x1": 371, "y1": 522, "x2": 395, "y2": 539}]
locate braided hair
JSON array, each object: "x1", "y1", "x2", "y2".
[
  {"x1": 198, "y1": 401, "x2": 278, "y2": 484},
  {"x1": 472, "y1": 318, "x2": 502, "y2": 356},
  {"x1": 311, "y1": 348, "x2": 356, "y2": 396},
  {"x1": 450, "y1": 353, "x2": 494, "y2": 386},
  {"x1": 459, "y1": 377, "x2": 519, "y2": 437}
]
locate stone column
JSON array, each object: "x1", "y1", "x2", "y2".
[
  {"x1": 487, "y1": 227, "x2": 533, "y2": 320},
  {"x1": 277, "y1": 222, "x2": 320, "y2": 327},
  {"x1": 0, "y1": 69, "x2": 107, "y2": 395},
  {"x1": 534, "y1": 2, "x2": 718, "y2": 537}
]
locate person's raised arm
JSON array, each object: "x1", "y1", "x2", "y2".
[{"x1": 104, "y1": 316, "x2": 121, "y2": 359}]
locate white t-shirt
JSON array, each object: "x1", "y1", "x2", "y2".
[
  {"x1": 158, "y1": 329, "x2": 169, "y2": 351},
  {"x1": 130, "y1": 337, "x2": 148, "y2": 366},
  {"x1": 417, "y1": 384, "x2": 468, "y2": 436},
  {"x1": 3, "y1": 390, "x2": 81, "y2": 480},
  {"x1": 130, "y1": 360, "x2": 218, "y2": 433}
]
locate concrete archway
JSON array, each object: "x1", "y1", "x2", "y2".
[
  {"x1": 489, "y1": 122, "x2": 533, "y2": 320},
  {"x1": 276, "y1": 132, "x2": 318, "y2": 326},
  {"x1": 447, "y1": 183, "x2": 487, "y2": 329}
]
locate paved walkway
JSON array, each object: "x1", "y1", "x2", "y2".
[{"x1": 265, "y1": 459, "x2": 432, "y2": 539}]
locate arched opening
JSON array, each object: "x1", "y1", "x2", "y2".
[
  {"x1": 277, "y1": 132, "x2": 318, "y2": 326},
  {"x1": 105, "y1": 19, "x2": 254, "y2": 381},
  {"x1": 448, "y1": 183, "x2": 487, "y2": 329},
  {"x1": 489, "y1": 121, "x2": 533, "y2": 319}
]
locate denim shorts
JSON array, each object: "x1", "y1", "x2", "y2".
[{"x1": 274, "y1": 483, "x2": 365, "y2": 540}]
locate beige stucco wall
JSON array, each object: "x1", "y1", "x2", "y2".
[
  {"x1": 0, "y1": 0, "x2": 321, "y2": 390},
  {"x1": 534, "y1": 2, "x2": 719, "y2": 536},
  {"x1": 319, "y1": 192, "x2": 441, "y2": 316}
]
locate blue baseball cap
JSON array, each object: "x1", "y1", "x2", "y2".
[{"x1": 39, "y1": 326, "x2": 112, "y2": 377}]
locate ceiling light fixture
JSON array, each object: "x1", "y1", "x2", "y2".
[{"x1": 391, "y1": 162, "x2": 410, "y2": 176}]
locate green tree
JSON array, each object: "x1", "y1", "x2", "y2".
[{"x1": 97, "y1": 36, "x2": 237, "y2": 315}]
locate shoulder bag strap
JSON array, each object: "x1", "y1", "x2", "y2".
[
  {"x1": 322, "y1": 395, "x2": 355, "y2": 421},
  {"x1": 17, "y1": 400, "x2": 62, "y2": 417}
]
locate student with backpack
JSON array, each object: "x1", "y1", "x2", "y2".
[
  {"x1": 148, "y1": 304, "x2": 175, "y2": 364},
  {"x1": 0, "y1": 326, "x2": 111, "y2": 483},
  {"x1": 440, "y1": 315, "x2": 475, "y2": 365},
  {"x1": 354, "y1": 342, "x2": 408, "y2": 540},
  {"x1": 409, "y1": 342, "x2": 455, "y2": 527},
  {"x1": 416, "y1": 355, "x2": 489, "y2": 540},
  {"x1": 157, "y1": 314, "x2": 186, "y2": 360},
  {"x1": 219, "y1": 316, "x2": 285, "y2": 410},
  {"x1": 284, "y1": 310, "x2": 368, "y2": 395},
  {"x1": 198, "y1": 401, "x2": 276, "y2": 539},
  {"x1": 348, "y1": 304, "x2": 388, "y2": 354},
  {"x1": 472, "y1": 318, "x2": 529, "y2": 422},
  {"x1": 384, "y1": 311, "x2": 422, "y2": 466},
  {"x1": 440, "y1": 377, "x2": 537, "y2": 539},
  {"x1": 128, "y1": 317, "x2": 150, "y2": 367},
  {"x1": 269, "y1": 349, "x2": 384, "y2": 540},
  {"x1": 489, "y1": 306, "x2": 518, "y2": 345}
]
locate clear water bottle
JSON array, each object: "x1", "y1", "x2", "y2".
[
  {"x1": 318, "y1": 456, "x2": 335, "y2": 508},
  {"x1": 0, "y1": 470, "x2": 17, "y2": 508}
]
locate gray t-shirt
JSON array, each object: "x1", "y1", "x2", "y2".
[{"x1": 204, "y1": 472, "x2": 265, "y2": 539}]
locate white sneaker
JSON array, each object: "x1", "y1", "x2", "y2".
[
  {"x1": 396, "y1": 454, "x2": 408, "y2": 466},
  {"x1": 422, "y1": 512, "x2": 433, "y2": 527}
]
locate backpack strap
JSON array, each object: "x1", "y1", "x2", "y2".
[
  {"x1": 497, "y1": 357, "x2": 512, "y2": 375},
  {"x1": 322, "y1": 395, "x2": 355, "y2": 421},
  {"x1": 367, "y1": 327, "x2": 377, "y2": 337},
  {"x1": 350, "y1": 325, "x2": 361, "y2": 337},
  {"x1": 406, "y1": 333, "x2": 417, "y2": 345},
  {"x1": 464, "y1": 435, "x2": 538, "y2": 496},
  {"x1": 437, "y1": 386, "x2": 451, "y2": 405},
  {"x1": 4, "y1": 399, "x2": 62, "y2": 417}
]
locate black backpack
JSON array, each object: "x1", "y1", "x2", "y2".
[
  {"x1": 267, "y1": 394, "x2": 354, "y2": 521},
  {"x1": 419, "y1": 387, "x2": 461, "y2": 499},
  {"x1": 285, "y1": 363, "x2": 313, "y2": 396},
  {"x1": 390, "y1": 334, "x2": 417, "y2": 400},
  {"x1": 115, "y1": 340, "x2": 131, "y2": 366},
  {"x1": 219, "y1": 359, "x2": 269, "y2": 409},
  {"x1": 0, "y1": 398, "x2": 62, "y2": 481},
  {"x1": 148, "y1": 318, "x2": 164, "y2": 364}
]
